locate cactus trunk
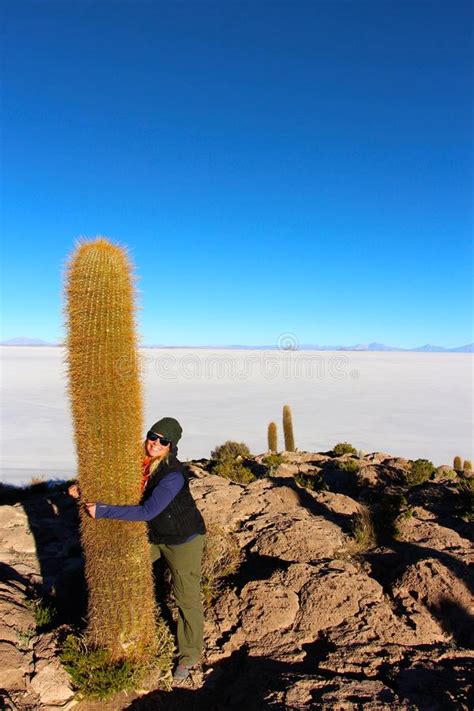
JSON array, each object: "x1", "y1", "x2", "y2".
[
  {"x1": 65, "y1": 238, "x2": 158, "y2": 660},
  {"x1": 282, "y1": 404, "x2": 295, "y2": 452},
  {"x1": 268, "y1": 422, "x2": 278, "y2": 452}
]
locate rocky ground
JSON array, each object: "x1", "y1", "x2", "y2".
[{"x1": 0, "y1": 449, "x2": 473, "y2": 710}]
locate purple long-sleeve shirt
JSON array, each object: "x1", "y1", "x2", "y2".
[{"x1": 95, "y1": 471, "x2": 185, "y2": 522}]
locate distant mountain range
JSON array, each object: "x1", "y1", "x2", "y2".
[
  {"x1": 1, "y1": 337, "x2": 57, "y2": 346},
  {"x1": 1, "y1": 337, "x2": 473, "y2": 352}
]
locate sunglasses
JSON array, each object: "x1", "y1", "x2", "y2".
[{"x1": 146, "y1": 431, "x2": 171, "y2": 446}]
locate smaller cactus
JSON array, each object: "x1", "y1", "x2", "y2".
[
  {"x1": 463, "y1": 460, "x2": 472, "y2": 472},
  {"x1": 282, "y1": 404, "x2": 295, "y2": 452},
  {"x1": 268, "y1": 422, "x2": 278, "y2": 452},
  {"x1": 453, "y1": 455, "x2": 462, "y2": 471}
]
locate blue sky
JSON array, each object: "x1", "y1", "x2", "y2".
[{"x1": 1, "y1": 0, "x2": 472, "y2": 348}]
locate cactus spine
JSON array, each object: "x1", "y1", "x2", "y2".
[
  {"x1": 65, "y1": 238, "x2": 158, "y2": 661},
  {"x1": 282, "y1": 404, "x2": 295, "y2": 452},
  {"x1": 453, "y1": 455, "x2": 462, "y2": 471},
  {"x1": 268, "y1": 422, "x2": 278, "y2": 452}
]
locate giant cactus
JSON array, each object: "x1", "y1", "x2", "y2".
[{"x1": 65, "y1": 238, "x2": 158, "y2": 661}]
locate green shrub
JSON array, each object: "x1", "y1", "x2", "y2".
[
  {"x1": 212, "y1": 459, "x2": 256, "y2": 484},
  {"x1": 27, "y1": 598, "x2": 56, "y2": 631},
  {"x1": 454, "y1": 480, "x2": 474, "y2": 522},
  {"x1": 372, "y1": 492, "x2": 407, "y2": 543},
  {"x1": 17, "y1": 628, "x2": 36, "y2": 650},
  {"x1": 211, "y1": 440, "x2": 251, "y2": 461},
  {"x1": 61, "y1": 637, "x2": 139, "y2": 699},
  {"x1": 337, "y1": 459, "x2": 361, "y2": 473},
  {"x1": 60, "y1": 621, "x2": 174, "y2": 699},
  {"x1": 333, "y1": 442, "x2": 357, "y2": 456},
  {"x1": 34, "y1": 602, "x2": 56, "y2": 630},
  {"x1": 405, "y1": 459, "x2": 436, "y2": 488},
  {"x1": 295, "y1": 471, "x2": 327, "y2": 492},
  {"x1": 441, "y1": 468, "x2": 457, "y2": 479},
  {"x1": 262, "y1": 452, "x2": 286, "y2": 475},
  {"x1": 210, "y1": 440, "x2": 255, "y2": 483}
]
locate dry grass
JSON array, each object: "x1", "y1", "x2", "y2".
[
  {"x1": 201, "y1": 523, "x2": 242, "y2": 608},
  {"x1": 346, "y1": 504, "x2": 376, "y2": 553}
]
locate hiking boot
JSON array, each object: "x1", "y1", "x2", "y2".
[{"x1": 172, "y1": 663, "x2": 193, "y2": 683}]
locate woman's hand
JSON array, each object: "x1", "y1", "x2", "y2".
[
  {"x1": 84, "y1": 503, "x2": 97, "y2": 518},
  {"x1": 68, "y1": 483, "x2": 81, "y2": 500},
  {"x1": 68, "y1": 486, "x2": 96, "y2": 518}
]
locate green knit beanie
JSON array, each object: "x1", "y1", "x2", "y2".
[{"x1": 149, "y1": 417, "x2": 183, "y2": 446}]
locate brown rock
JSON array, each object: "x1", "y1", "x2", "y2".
[
  {"x1": 221, "y1": 579, "x2": 300, "y2": 658},
  {"x1": 397, "y1": 515, "x2": 473, "y2": 564},
  {"x1": 358, "y1": 464, "x2": 385, "y2": 486},
  {"x1": 365, "y1": 452, "x2": 393, "y2": 464},
  {"x1": 30, "y1": 657, "x2": 74, "y2": 706},
  {"x1": 384, "y1": 457, "x2": 411, "y2": 470},
  {"x1": 293, "y1": 560, "x2": 383, "y2": 641},
  {"x1": 391, "y1": 647, "x2": 474, "y2": 711},
  {"x1": 33, "y1": 632, "x2": 58, "y2": 661},
  {"x1": 0, "y1": 641, "x2": 29, "y2": 691},
  {"x1": 278, "y1": 450, "x2": 327, "y2": 464},
  {"x1": 244, "y1": 511, "x2": 346, "y2": 562},
  {"x1": 190, "y1": 475, "x2": 243, "y2": 525},
  {"x1": 312, "y1": 489, "x2": 361, "y2": 517},
  {"x1": 392, "y1": 558, "x2": 474, "y2": 647},
  {"x1": 274, "y1": 462, "x2": 299, "y2": 477},
  {"x1": 296, "y1": 462, "x2": 323, "y2": 475},
  {"x1": 185, "y1": 463, "x2": 208, "y2": 478},
  {"x1": 285, "y1": 677, "x2": 407, "y2": 710},
  {"x1": 0, "y1": 506, "x2": 37, "y2": 555}
]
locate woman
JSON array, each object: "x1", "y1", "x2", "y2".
[{"x1": 69, "y1": 416, "x2": 206, "y2": 683}]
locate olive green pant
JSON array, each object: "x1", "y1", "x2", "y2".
[{"x1": 150, "y1": 534, "x2": 205, "y2": 666}]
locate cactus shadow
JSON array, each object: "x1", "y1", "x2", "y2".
[
  {"x1": 124, "y1": 641, "x2": 474, "y2": 710},
  {"x1": 124, "y1": 644, "x2": 319, "y2": 710},
  {"x1": 18, "y1": 484, "x2": 88, "y2": 625}
]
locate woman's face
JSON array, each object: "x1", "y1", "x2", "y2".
[{"x1": 146, "y1": 433, "x2": 171, "y2": 458}]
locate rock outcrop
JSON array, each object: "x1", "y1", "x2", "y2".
[
  {"x1": 1, "y1": 449, "x2": 472, "y2": 710},
  {"x1": 0, "y1": 498, "x2": 76, "y2": 710}
]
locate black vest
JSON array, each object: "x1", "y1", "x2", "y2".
[{"x1": 142, "y1": 455, "x2": 206, "y2": 545}]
